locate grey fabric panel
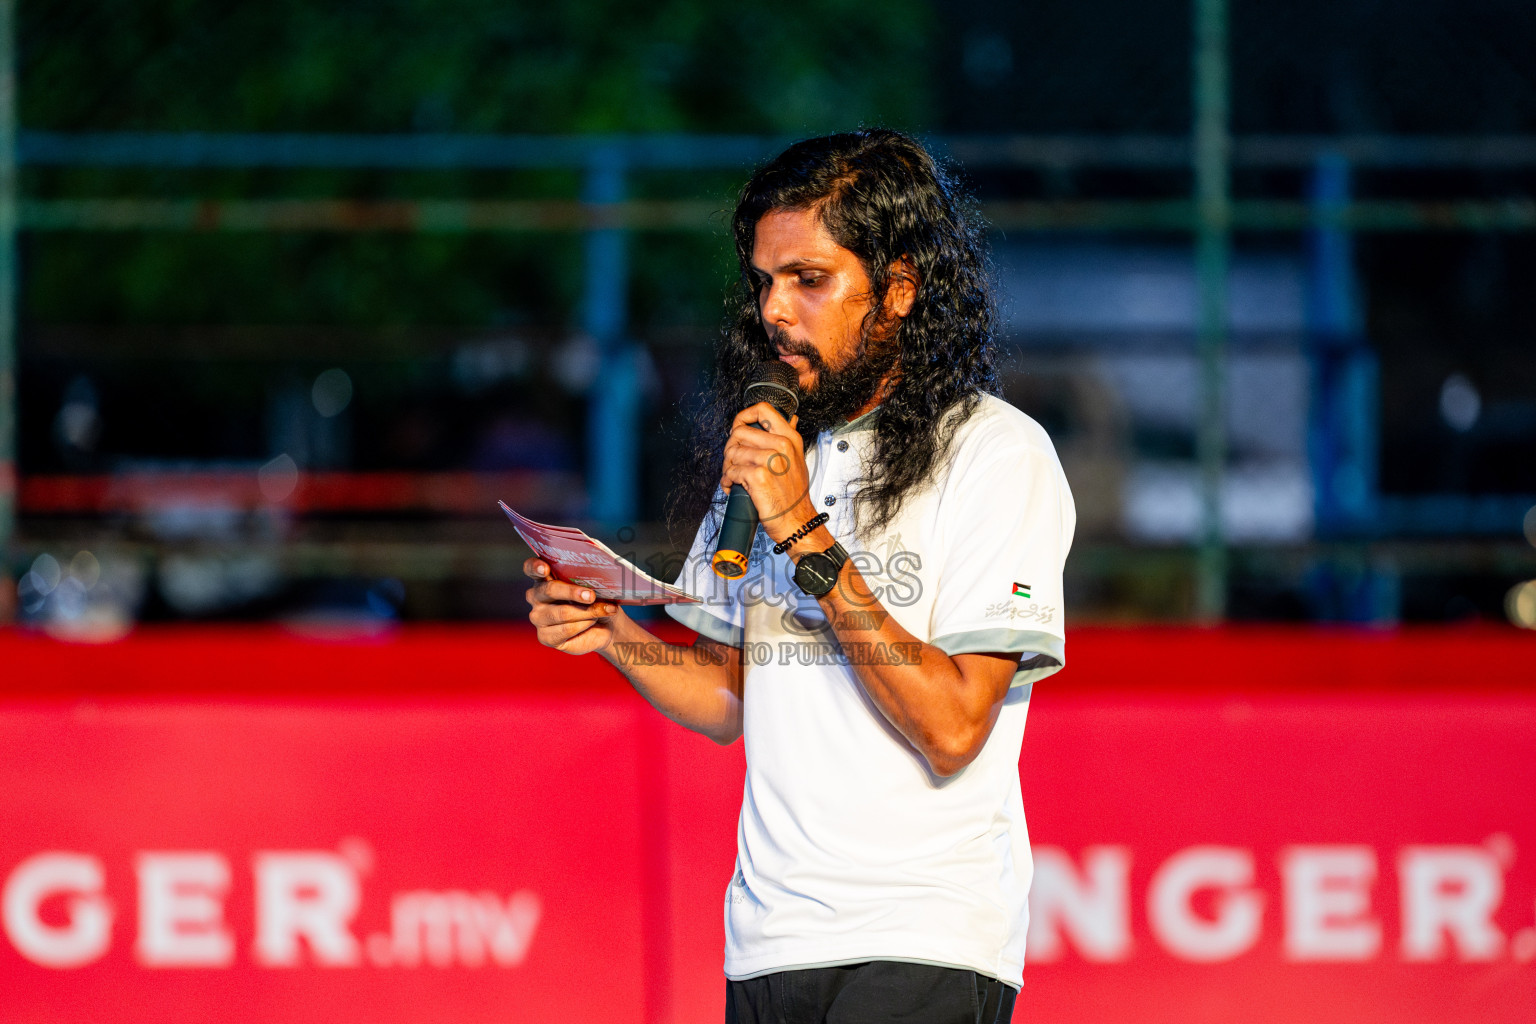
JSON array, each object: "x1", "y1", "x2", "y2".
[
  {"x1": 929, "y1": 628, "x2": 1065, "y2": 688},
  {"x1": 830, "y1": 407, "x2": 881, "y2": 435},
  {"x1": 664, "y1": 602, "x2": 744, "y2": 648}
]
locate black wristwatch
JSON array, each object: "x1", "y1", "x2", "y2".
[{"x1": 793, "y1": 540, "x2": 849, "y2": 598}]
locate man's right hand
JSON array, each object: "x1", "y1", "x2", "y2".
[
  {"x1": 525, "y1": 557, "x2": 744, "y2": 744},
  {"x1": 523, "y1": 558, "x2": 623, "y2": 656}
]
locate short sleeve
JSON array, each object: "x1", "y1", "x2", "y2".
[
  {"x1": 664, "y1": 498, "x2": 746, "y2": 647},
  {"x1": 926, "y1": 420, "x2": 1076, "y2": 689}
]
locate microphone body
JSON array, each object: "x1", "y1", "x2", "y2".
[{"x1": 712, "y1": 361, "x2": 800, "y2": 579}]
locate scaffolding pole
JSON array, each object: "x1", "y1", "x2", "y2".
[
  {"x1": 582, "y1": 145, "x2": 640, "y2": 529},
  {"x1": 1193, "y1": 0, "x2": 1231, "y2": 621}
]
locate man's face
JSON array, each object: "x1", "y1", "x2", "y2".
[
  {"x1": 750, "y1": 206, "x2": 873, "y2": 390},
  {"x1": 750, "y1": 207, "x2": 899, "y2": 434}
]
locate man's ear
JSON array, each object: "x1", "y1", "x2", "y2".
[{"x1": 884, "y1": 255, "x2": 919, "y2": 320}]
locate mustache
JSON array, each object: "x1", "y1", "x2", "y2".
[{"x1": 770, "y1": 333, "x2": 826, "y2": 368}]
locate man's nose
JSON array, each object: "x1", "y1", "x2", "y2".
[{"x1": 761, "y1": 280, "x2": 794, "y2": 328}]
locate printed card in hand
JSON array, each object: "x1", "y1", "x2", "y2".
[{"x1": 500, "y1": 501, "x2": 700, "y2": 605}]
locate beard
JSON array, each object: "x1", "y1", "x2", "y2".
[{"x1": 773, "y1": 329, "x2": 898, "y2": 441}]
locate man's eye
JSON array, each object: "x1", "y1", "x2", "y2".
[{"x1": 799, "y1": 274, "x2": 824, "y2": 287}]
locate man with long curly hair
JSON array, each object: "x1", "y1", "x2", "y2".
[{"x1": 525, "y1": 129, "x2": 1074, "y2": 1023}]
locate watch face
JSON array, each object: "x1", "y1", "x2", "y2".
[{"x1": 795, "y1": 552, "x2": 839, "y2": 596}]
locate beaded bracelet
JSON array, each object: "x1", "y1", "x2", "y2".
[{"x1": 773, "y1": 512, "x2": 830, "y2": 555}]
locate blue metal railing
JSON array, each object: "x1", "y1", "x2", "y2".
[{"x1": 8, "y1": 129, "x2": 1536, "y2": 551}]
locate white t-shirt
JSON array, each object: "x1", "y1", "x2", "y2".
[{"x1": 666, "y1": 393, "x2": 1075, "y2": 988}]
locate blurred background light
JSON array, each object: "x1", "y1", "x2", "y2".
[
  {"x1": 1506, "y1": 579, "x2": 1536, "y2": 629},
  {"x1": 311, "y1": 368, "x2": 354, "y2": 418},
  {"x1": 69, "y1": 549, "x2": 100, "y2": 589},
  {"x1": 1438, "y1": 373, "x2": 1482, "y2": 433},
  {"x1": 53, "y1": 376, "x2": 100, "y2": 454},
  {"x1": 28, "y1": 552, "x2": 60, "y2": 592},
  {"x1": 257, "y1": 453, "x2": 299, "y2": 503}
]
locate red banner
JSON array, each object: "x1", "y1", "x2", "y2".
[{"x1": 0, "y1": 626, "x2": 1532, "y2": 1023}]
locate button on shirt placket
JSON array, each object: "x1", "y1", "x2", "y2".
[{"x1": 824, "y1": 434, "x2": 852, "y2": 535}]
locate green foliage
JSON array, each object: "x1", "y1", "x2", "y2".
[
  {"x1": 19, "y1": 0, "x2": 935, "y2": 328},
  {"x1": 25, "y1": 0, "x2": 932, "y2": 135}
]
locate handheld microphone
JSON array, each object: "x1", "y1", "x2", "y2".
[{"x1": 712, "y1": 360, "x2": 800, "y2": 579}]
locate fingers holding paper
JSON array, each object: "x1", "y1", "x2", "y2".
[{"x1": 523, "y1": 557, "x2": 622, "y2": 655}]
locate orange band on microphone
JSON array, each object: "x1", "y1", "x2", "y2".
[{"x1": 712, "y1": 550, "x2": 749, "y2": 579}]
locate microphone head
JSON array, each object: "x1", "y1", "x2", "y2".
[{"x1": 744, "y1": 360, "x2": 800, "y2": 418}]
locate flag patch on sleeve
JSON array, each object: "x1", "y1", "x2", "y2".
[{"x1": 1012, "y1": 582, "x2": 1031, "y2": 598}]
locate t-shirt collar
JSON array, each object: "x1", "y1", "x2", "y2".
[{"x1": 829, "y1": 405, "x2": 881, "y2": 437}]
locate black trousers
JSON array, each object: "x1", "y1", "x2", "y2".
[{"x1": 725, "y1": 961, "x2": 1017, "y2": 1024}]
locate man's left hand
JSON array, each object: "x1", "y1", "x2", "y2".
[{"x1": 719, "y1": 401, "x2": 819, "y2": 545}]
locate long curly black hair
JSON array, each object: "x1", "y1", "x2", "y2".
[{"x1": 668, "y1": 128, "x2": 999, "y2": 546}]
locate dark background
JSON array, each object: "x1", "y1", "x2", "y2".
[{"x1": 8, "y1": 0, "x2": 1536, "y2": 628}]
